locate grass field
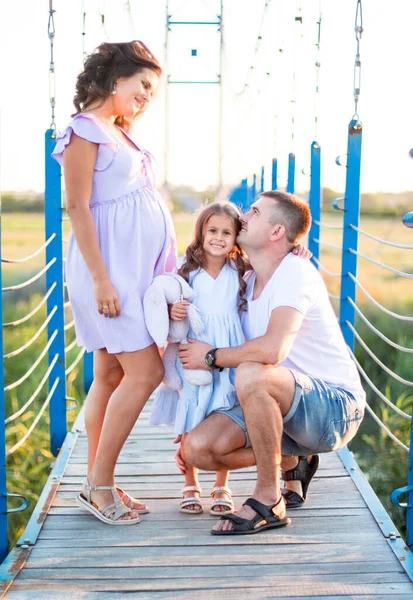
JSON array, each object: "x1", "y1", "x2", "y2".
[
  {"x1": 3, "y1": 210, "x2": 412, "y2": 305},
  {"x1": 1, "y1": 209, "x2": 412, "y2": 545}
]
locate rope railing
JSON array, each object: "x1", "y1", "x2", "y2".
[
  {"x1": 365, "y1": 403, "x2": 409, "y2": 453},
  {"x1": 64, "y1": 339, "x2": 77, "y2": 354},
  {"x1": 348, "y1": 298, "x2": 413, "y2": 354},
  {"x1": 65, "y1": 348, "x2": 85, "y2": 375},
  {"x1": 4, "y1": 330, "x2": 58, "y2": 392},
  {"x1": 6, "y1": 378, "x2": 60, "y2": 456},
  {"x1": 347, "y1": 321, "x2": 413, "y2": 387},
  {"x1": 350, "y1": 224, "x2": 413, "y2": 249},
  {"x1": 348, "y1": 273, "x2": 413, "y2": 321},
  {"x1": 3, "y1": 284, "x2": 57, "y2": 328},
  {"x1": 64, "y1": 320, "x2": 75, "y2": 332},
  {"x1": 3, "y1": 307, "x2": 57, "y2": 360},
  {"x1": 1, "y1": 234, "x2": 56, "y2": 264},
  {"x1": 313, "y1": 220, "x2": 344, "y2": 230},
  {"x1": 312, "y1": 238, "x2": 342, "y2": 251},
  {"x1": 5, "y1": 355, "x2": 59, "y2": 425},
  {"x1": 312, "y1": 257, "x2": 341, "y2": 277},
  {"x1": 349, "y1": 248, "x2": 413, "y2": 279},
  {"x1": 2, "y1": 258, "x2": 56, "y2": 292},
  {"x1": 348, "y1": 347, "x2": 412, "y2": 421}
]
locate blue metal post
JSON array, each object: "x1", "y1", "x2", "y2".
[
  {"x1": 0, "y1": 221, "x2": 8, "y2": 562},
  {"x1": 45, "y1": 130, "x2": 67, "y2": 456},
  {"x1": 339, "y1": 120, "x2": 362, "y2": 349},
  {"x1": 241, "y1": 178, "x2": 248, "y2": 211},
  {"x1": 308, "y1": 141, "x2": 321, "y2": 265},
  {"x1": 286, "y1": 152, "x2": 295, "y2": 193},
  {"x1": 251, "y1": 173, "x2": 257, "y2": 206},
  {"x1": 271, "y1": 158, "x2": 278, "y2": 190},
  {"x1": 83, "y1": 353, "x2": 94, "y2": 394},
  {"x1": 260, "y1": 166, "x2": 265, "y2": 193}
]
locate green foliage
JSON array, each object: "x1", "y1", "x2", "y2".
[
  {"x1": 3, "y1": 293, "x2": 84, "y2": 547},
  {"x1": 349, "y1": 304, "x2": 413, "y2": 537}
]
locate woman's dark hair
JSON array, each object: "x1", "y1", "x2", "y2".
[
  {"x1": 179, "y1": 202, "x2": 250, "y2": 311},
  {"x1": 72, "y1": 40, "x2": 162, "y2": 130}
]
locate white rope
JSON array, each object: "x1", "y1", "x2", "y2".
[
  {"x1": 364, "y1": 403, "x2": 409, "y2": 452},
  {"x1": 2, "y1": 259, "x2": 57, "y2": 292},
  {"x1": 64, "y1": 320, "x2": 75, "y2": 332},
  {"x1": 349, "y1": 249, "x2": 413, "y2": 279},
  {"x1": 348, "y1": 322, "x2": 413, "y2": 387},
  {"x1": 1, "y1": 234, "x2": 56, "y2": 263},
  {"x1": 349, "y1": 274, "x2": 413, "y2": 321},
  {"x1": 313, "y1": 220, "x2": 343, "y2": 230},
  {"x1": 3, "y1": 307, "x2": 57, "y2": 360},
  {"x1": 328, "y1": 293, "x2": 340, "y2": 300},
  {"x1": 7, "y1": 378, "x2": 60, "y2": 455},
  {"x1": 349, "y1": 298, "x2": 413, "y2": 354},
  {"x1": 65, "y1": 347, "x2": 85, "y2": 375},
  {"x1": 5, "y1": 355, "x2": 59, "y2": 424},
  {"x1": 312, "y1": 238, "x2": 342, "y2": 251},
  {"x1": 348, "y1": 347, "x2": 412, "y2": 421},
  {"x1": 350, "y1": 224, "x2": 413, "y2": 250},
  {"x1": 312, "y1": 257, "x2": 341, "y2": 277},
  {"x1": 4, "y1": 330, "x2": 58, "y2": 392},
  {"x1": 3, "y1": 283, "x2": 56, "y2": 328},
  {"x1": 64, "y1": 339, "x2": 77, "y2": 354}
]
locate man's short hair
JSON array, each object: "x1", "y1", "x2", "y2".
[{"x1": 260, "y1": 190, "x2": 311, "y2": 246}]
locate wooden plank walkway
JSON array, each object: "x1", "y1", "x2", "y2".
[{"x1": 3, "y1": 401, "x2": 413, "y2": 599}]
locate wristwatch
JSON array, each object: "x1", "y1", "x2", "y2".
[{"x1": 205, "y1": 348, "x2": 224, "y2": 372}]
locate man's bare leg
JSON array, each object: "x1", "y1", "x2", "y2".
[
  {"x1": 213, "y1": 362, "x2": 296, "y2": 532},
  {"x1": 181, "y1": 412, "x2": 256, "y2": 473}
]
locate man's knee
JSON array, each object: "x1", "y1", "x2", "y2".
[
  {"x1": 181, "y1": 431, "x2": 217, "y2": 470},
  {"x1": 235, "y1": 362, "x2": 271, "y2": 402}
]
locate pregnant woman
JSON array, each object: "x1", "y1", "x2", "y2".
[{"x1": 52, "y1": 40, "x2": 176, "y2": 525}]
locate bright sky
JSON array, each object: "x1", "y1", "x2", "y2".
[{"x1": 0, "y1": 0, "x2": 412, "y2": 194}]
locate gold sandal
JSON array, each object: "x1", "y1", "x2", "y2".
[{"x1": 77, "y1": 478, "x2": 140, "y2": 525}]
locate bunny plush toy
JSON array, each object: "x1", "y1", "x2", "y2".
[{"x1": 143, "y1": 274, "x2": 212, "y2": 390}]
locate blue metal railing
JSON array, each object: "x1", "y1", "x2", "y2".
[
  {"x1": 230, "y1": 127, "x2": 413, "y2": 551},
  {"x1": 0, "y1": 131, "x2": 93, "y2": 563}
]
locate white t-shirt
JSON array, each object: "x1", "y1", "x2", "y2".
[{"x1": 241, "y1": 253, "x2": 365, "y2": 405}]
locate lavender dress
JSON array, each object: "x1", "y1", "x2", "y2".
[{"x1": 52, "y1": 113, "x2": 177, "y2": 354}]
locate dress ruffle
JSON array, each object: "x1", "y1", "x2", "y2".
[{"x1": 51, "y1": 113, "x2": 118, "y2": 171}]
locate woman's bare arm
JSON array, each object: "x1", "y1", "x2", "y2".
[{"x1": 63, "y1": 134, "x2": 120, "y2": 317}]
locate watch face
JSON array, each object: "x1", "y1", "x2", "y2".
[{"x1": 205, "y1": 350, "x2": 215, "y2": 367}]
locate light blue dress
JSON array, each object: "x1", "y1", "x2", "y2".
[{"x1": 150, "y1": 262, "x2": 245, "y2": 433}]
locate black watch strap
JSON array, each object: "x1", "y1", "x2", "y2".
[{"x1": 205, "y1": 348, "x2": 224, "y2": 372}]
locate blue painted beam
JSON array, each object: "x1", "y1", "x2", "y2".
[
  {"x1": 286, "y1": 153, "x2": 295, "y2": 194},
  {"x1": 339, "y1": 120, "x2": 362, "y2": 350},
  {"x1": 45, "y1": 130, "x2": 67, "y2": 456},
  {"x1": 308, "y1": 141, "x2": 321, "y2": 266}
]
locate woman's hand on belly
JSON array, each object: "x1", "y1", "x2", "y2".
[{"x1": 94, "y1": 276, "x2": 121, "y2": 318}]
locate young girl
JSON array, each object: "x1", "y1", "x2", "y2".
[
  {"x1": 151, "y1": 201, "x2": 310, "y2": 515},
  {"x1": 151, "y1": 202, "x2": 247, "y2": 515}
]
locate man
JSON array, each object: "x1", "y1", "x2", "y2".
[{"x1": 177, "y1": 190, "x2": 365, "y2": 535}]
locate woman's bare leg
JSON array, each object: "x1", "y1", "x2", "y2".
[
  {"x1": 87, "y1": 343, "x2": 164, "y2": 517},
  {"x1": 84, "y1": 349, "x2": 123, "y2": 473}
]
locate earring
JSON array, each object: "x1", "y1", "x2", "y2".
[{"x1": 111, "y1": 89, "x2": 117, "y2": 95}]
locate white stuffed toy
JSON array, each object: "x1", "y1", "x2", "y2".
[{"x1": 143, "y1": 274, "x2": 212, "y2": 390}]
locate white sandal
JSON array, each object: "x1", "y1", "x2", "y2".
[
  {"x1": 116, "y1": 486, "x2": 150, "y2": 515},
  {"x1": 77, "y1": 479, "x2": 141, "y2": 525},
  {"x1": 180, "y1": 485, "x2": 203, "y2": 514},
  {"x1": 210, "y1": 486, "x2": 234, "y2": 516}
]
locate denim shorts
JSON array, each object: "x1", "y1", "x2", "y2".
[{"x1": 214, "y1": 369, "x2": 365, "y2": 455}]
